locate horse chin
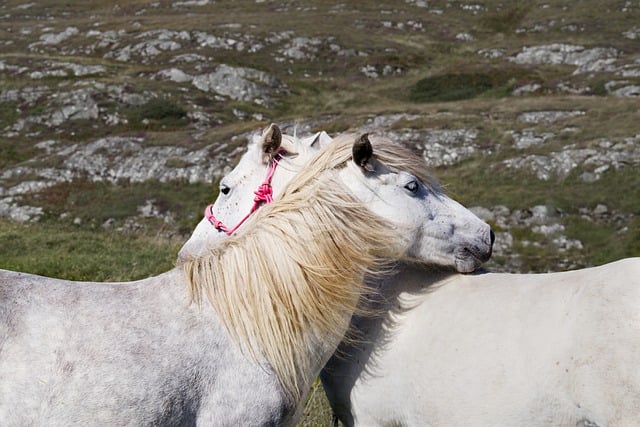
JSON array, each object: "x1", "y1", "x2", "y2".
[
  {"x1": 454, "y1": 248, "x2": 487, "y2": 273},
  {"x1": 453, "y1": 239, "x2": 493, "y2": 273},
  {"x1": 454, "y1": 256, "x2": 481, "y2": 273}
]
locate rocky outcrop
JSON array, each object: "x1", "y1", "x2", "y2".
[
  {"x1": 502, "y1": 136, "x2": 640, "y2": 181},
  {"x1": 157, "y1": 64, "x2": 287, "y2": 104},
  {"x1": 1, "y1": 136, "x2": 229, "y2": 195},
  {"x1": 191, "y1": 65, "x2": 286, "y2": 104},
  {"x1": 510, "y1": 44, "x2": 619, "y2": 74}
]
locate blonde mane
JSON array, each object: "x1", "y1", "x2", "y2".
[{"x1": 179, "y1": 136, "x2": 436, "y2": 404}]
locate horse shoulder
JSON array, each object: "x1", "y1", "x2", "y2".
[
  {"x1": 2, "y1": 271, "x2": 192, "y2": 424},
  {"x1": 195, "y1": 352, "x2": 294, "y2": 426},
  {"x1": 0, "y1": 271, "x2": 90, "y2": 424}
]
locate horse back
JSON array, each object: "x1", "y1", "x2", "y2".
[
  {"x1": 329, "y1": 258, "x2": 640, "y2": 426},
  {"x1": 0, "y1": 269, "x2": 294, "y2": 425},
  {"x1": 0, "y1": 269, "x2": 42, "y2": 352},
  {"x1": 555, "y1": 258, "x2": 640, "y2": 424}
]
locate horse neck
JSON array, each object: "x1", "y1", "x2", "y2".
[
  {"x1": 357, "y1": 264, "x2": 457, "y2": 341},
  {"x1": 378, "y1": 262, "x2": 455, "y2": 301},
  {"x1": 321, "y1": 264, "x2": 456, "y2": 417}
]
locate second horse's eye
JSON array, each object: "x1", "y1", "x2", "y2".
[
  {"x1": 220, "y1": 184, "x2": 231, "y2": 195},
  {"x1": 404, "y1": 180, "x2": 419, "y2": 193}
]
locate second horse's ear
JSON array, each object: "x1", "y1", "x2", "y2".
[
  {"x1": 352, "y1": 133, "x2": 374, "y2": 172},
  {"x1": 261, "y1": 123, "x2": 282, "y2": 162}
]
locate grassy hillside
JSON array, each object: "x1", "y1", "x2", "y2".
[{"x1": 1, "y1": 0, "x2": 639, "y2": 424}]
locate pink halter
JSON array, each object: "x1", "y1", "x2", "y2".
[{"x1": 204, "y1": 151, "x2": 283, "y2": 235}]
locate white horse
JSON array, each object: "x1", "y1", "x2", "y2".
[
  {"x1": 183, "y1": 126, "x2": 640, "y2": 426},
  {"x1": 0, "y1": 129, "x2": 492, "y2": 426},
  {"x1": 179, "y1": 125, "x2": 332, "y2": 259},
  {"x1": 322, "y1": 258, "x2": 640, "y2": 426}
]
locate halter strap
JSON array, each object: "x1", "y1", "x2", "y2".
[{"x1": 204, "y1": 151, "x2": 283, "y2": 235}]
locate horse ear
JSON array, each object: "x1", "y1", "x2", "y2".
[
  {"x1": 353, "y1": 133, "x2": 374, "y2": 171},
  {"x1": 310, "y1": 133, "x2": 321, "y2": 148},
  {"x1": 310, "y1": 131, "x2": 332, "y2": 148},
  {"x1": 280, "y1": 136, "x2": 299, "y2": 155},
  {"x1": 261, "y1": 123, "x2": 282, "y2": 162},
  {"x1": 318, "y1": 131, "x2": 333, "y2": 147}
]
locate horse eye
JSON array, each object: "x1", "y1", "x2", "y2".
[
  {"x1": 404, "y1": 180, "x2": 419, "y2": 193},
  {"x1": 220, "y1": 184, "x2": 231, "y2": 195}
]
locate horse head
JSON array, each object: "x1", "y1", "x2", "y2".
[
  {"x1": 336, "y1": 133, "x2": 493, "y2": 272},
  {"x1": 179, "y1": 124, "x2": 331, "y2": 259}
]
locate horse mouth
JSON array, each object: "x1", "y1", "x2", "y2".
[{"x1": 454, "y1": 231, "x2": 494, "y2": 273}]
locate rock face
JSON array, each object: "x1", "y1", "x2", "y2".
[
  {"x1": 510, "y1": 44, "x2": 619, "y2": 74},
  {"x1": 502, "y1": 136, "x2": 640, "y2": 181},
  {"x1": 1, "y1": 136, "x2": 228, "y2": 195},
  {"x1": 155, "y1": 64, "x2": 287, "y2": 103},
  {"x1": 32, "y1": 27, "x2": 80, "y2": 47},
  {"x1": 0, "y1": 197, "x2": 43, "y2": 222},
  {"x1": 517, "y1": 110, "x2": 586, "y2": 124},
  {"x1": 191, "y1": 65, "x2": 286, "y2": 104}
]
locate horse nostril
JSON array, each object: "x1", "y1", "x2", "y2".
[{"x1": 490, "y1": 229, "x2": 495, "y2": 246}]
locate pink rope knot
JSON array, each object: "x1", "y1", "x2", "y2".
[{"x1": 253, "y1": 183, "x2": 273, "y2": 205}]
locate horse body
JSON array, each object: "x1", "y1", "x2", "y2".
[
  {"x1": 322, "y1": 258, "x2": 640, "y2": 426},
  {"x1": 0, "y1": 268, "x2": 290, "y2": 426}
]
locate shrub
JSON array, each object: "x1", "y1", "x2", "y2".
[
  {"x1": 409, "y1": 72, "x2": 496, "y2": 103},
  {"x1": 480, "y1": 6, "x2": 530, "y2": 34},
  {"x1": 126, "y1": 98, "x2": 188, "y2": 128}
]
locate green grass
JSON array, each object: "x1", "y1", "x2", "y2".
[
  {"x1": 408, "y1": 65, "x2": 538, "y2": 103},
  {"x1": 410, "y1": 72, "x2": 497, "y2": 103},
  {"x1": 299, "y1": 379, "x2": 335, "y2": 426},
  {"x1": 0, "y1": 218, "x2": 178, "y2": 281},
  {"x1": 479, "y1": 5, "x2": 531, "y2": 34},
  {"x1": 0, "y1": 101, "x2": 20, "y2": 130},
  {"x1": 0, "y1": 138, "x2": 40, "y2": 170},
  {"x1": 22, "y1": 180, "x2": 214, "y2": 235},
  {"x1": 566, "y1": 216, "x2": 640, "y2": 267}
]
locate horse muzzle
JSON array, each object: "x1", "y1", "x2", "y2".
[{"x1": 454, "y1": 229, "x2": 495, "y2": 273}]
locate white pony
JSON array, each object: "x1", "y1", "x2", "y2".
[
  {"x1": 322, "y1": 258, "x2": 640, "y2": 426},
  {"x1": 0, "y1": 129, "x2": 492, "y2": 426},
  {"x1": 179, "y1": 125, "x2": 332, "y2": 259},
  {"x1": 184, "y1": 126, "x2": 640, "y2": 426}
]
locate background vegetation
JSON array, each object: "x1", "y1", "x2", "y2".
[{"x1": 1, "y1": 0, "x2": 639, "y2": 424}]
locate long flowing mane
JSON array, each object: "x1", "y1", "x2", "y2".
[{"x1": 179, "y1": 136, "x2": 437, "y2": 403}]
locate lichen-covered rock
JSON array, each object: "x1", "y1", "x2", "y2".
[
  {"x1": 510, "y1": 44, "x2": 619, "y2": 74},
  {"x1": 0, "y1": 197, "x2": 43, "y2": 222},
  {"x1": 517, "y1": 110, "x2": 586, "y2": 124},
  {"x1": 191, "y1": 64, "x2": 286, "y2": 104},
  {"x1": 502, "y1": 136, "x2": 640, "y2": 181}
]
